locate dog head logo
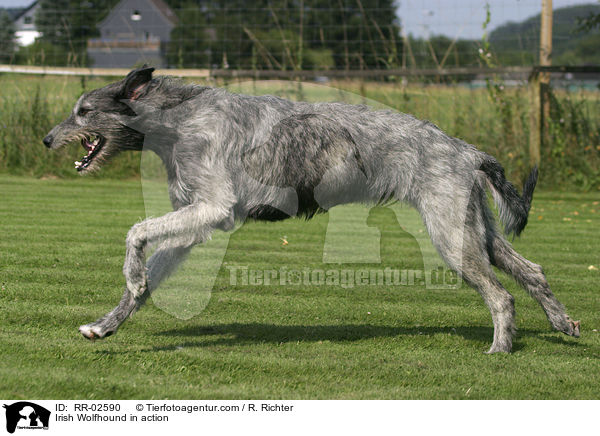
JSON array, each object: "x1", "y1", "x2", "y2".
[{"x1": 3, "y1": 402, "x2": 50, "y2": 434}]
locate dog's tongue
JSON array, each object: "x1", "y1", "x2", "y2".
[
  {"x1": 83, "y1": 140, "x2": 92, "y2": 151},
  {"x1": 83, "y1": 136, "x2": 100, "y2": 151},
  {"x1": 76, "y1": 137, "x2": 101, "y2": 170}
]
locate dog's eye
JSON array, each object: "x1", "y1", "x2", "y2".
[{"x1": 78, "y1": 108, "x2": 91, "y2": 116}]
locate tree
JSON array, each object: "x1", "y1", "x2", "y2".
[
  {"x1": 166, "y1": 1, "x2": 211, "y2": 68},
  {"x1": 305, "y1": 0, "x2": 401, "y2": 69},
  {"x1": 14, "y1": 40, "x2": 72, "y2": 66},
  {"x1": 166, "y1": 0, "x2": 402, "y2": 70},
  {"x1": 577, "y1": 3, "x2": 600, "y2": 32},
  {"x1": 0, "y1": 10, "x2": 16, "y2": 63},
  {"x1": 34, "y1": 0, "x2": 119, "y2": 66}
]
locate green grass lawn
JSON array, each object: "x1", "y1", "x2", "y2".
[{"x1": 0, "y1": 175, "x2": 599, "y2": 399}]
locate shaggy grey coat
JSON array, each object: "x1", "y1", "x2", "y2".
[{"x1": 43, "y1": 67, "x2": 580, "y2": 353}]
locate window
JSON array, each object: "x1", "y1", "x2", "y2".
[
  {"x1": 24, "y1": 16, "x2": 32, "y2": 24},
  {"x1": 131, "y1": 10, "x2": 141, "y2": 21}
]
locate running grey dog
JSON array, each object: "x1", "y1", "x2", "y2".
[{"x1": 43, "y1": 66, "x2": 579, "y2": 353}]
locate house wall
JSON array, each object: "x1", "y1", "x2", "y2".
[
  {"x1": 99, "y1": 0, "x2": 175, "y2": 41},
  {"x1": 14, "y1": 2, "x2": 41, "y2": 46},
  {"x1": 87, "y1": 0, "x2": 176, "y2": 68}
]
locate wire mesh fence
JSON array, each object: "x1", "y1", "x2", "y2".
[
  {"x1": 0, "y1": 0, "x2": 598, "y2": 190},
  {"x1": 0, "y1": 0, "x2": 598, "y2": 71}
]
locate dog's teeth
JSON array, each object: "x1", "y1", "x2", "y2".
[{"x1": 74, "y1": 161, "x2": 82, "y2": 166}]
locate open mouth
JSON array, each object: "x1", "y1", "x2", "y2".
[{"x1": 75, "y1": 135, "x2": 105, "y2": 171}]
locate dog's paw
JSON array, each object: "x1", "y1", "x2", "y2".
[
  {"x1": 550, "y1": 314, "x2": 581, "y2": 338},
  {"x1": 79, "y1": 323, "x2": 115, "y2": 341},
  {"x1": 563, "y1": 318, "x2": 581, "y2": 338},
  {"x1": 485, "y1": 341, "x2": 513, "y2": 354}
]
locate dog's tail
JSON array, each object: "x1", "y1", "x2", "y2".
[{"x1": 479, "y1": 156, "x2": 538, "y2": 237}]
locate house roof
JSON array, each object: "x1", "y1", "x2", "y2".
[
  {"x1": 149, "y1": 0, "x2": 178, "y2": 26},
  {"x1": 12, "y1": 0, "x2": 38, "y2": 22},
  {"x1": 98, "y1": 0, "x2": 178, "y2": 28}
]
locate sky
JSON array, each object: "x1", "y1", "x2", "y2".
[
  {"x1": 397, "y1": 0, "x2": 597, "y2": 39},
  {"x1": 0, "y1": 0, "x2": 596, "y2": 39}
]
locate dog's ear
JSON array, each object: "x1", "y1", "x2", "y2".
[{"x1": 121, "y1": 65, "x2": 155, "y2": 100}]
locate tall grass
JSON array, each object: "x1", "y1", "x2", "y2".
[
  {"x1": 0, "y1": 73, "x2": 598, "y2": 190},
  {"x1": 0, "y1": 74, "x2": 141, "y2": 178},
  {"x1": 545, "y1": 90, "x2": 600, "y2": 190}
]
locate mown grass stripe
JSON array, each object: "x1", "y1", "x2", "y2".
[{"x1": 1, "y1": 175, "x2": 598, "y2": 399}]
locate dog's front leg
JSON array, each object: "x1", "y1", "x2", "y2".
[
  {"x1": 123, "y1": 202, "x2": 229, "y2": 298},
  {"x1": 79, "y1": 202, "x2": 232, "y2": 340},
  {"x1": 79, "y1": 245, "x2": 192, "y2": 340}
]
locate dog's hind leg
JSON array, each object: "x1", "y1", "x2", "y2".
[
  {"x1": 79, "y1": 244, "x2": 192, "y2": 340},
  {"x1": 418, "y1": 186, "x2": 516, "y2": 353},
  {"x1": 464, "y1": 266, "x2": 516, "y2": 354},
  {"x1": 448, "y1": 240, "x2": 516, "y2": 353},
  {"x1": 489, "y1": 234, "x2": 580, "y2": 338}
]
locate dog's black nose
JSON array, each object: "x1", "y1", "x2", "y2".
[{"x1": 43, "y1": 135, "x2": 53, "y2": 148}]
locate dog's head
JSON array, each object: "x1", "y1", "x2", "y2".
[{"x1": 43, "y1": 66, "x2": 155, "y2": 173}]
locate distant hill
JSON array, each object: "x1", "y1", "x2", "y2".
[{"x1": 489, "y1": 3, "x2": 600, "y2": 65}]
